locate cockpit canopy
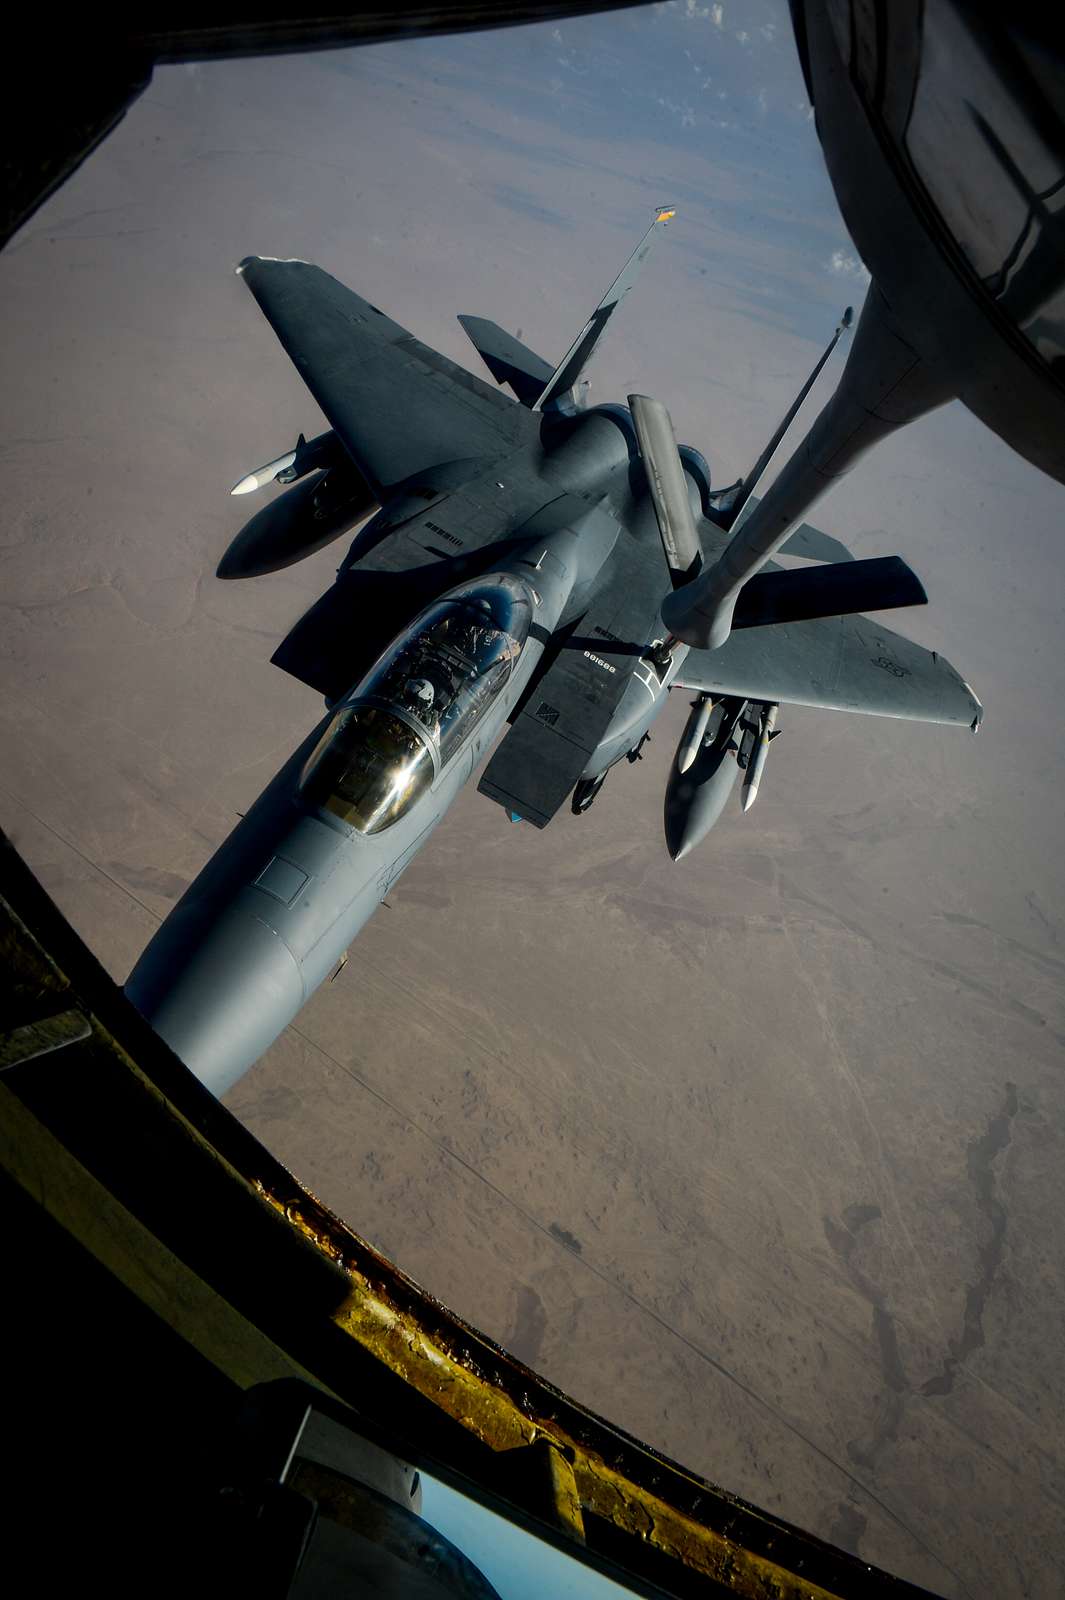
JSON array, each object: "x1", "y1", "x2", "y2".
[{"x1": 299, "y1": 574, "x2": 535, "y2": 834}]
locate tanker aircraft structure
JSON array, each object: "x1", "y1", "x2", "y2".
[{"x1": 126, "y1": 211, "x2": 981, "y2": 1095}]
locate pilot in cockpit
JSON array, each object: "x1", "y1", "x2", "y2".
[
  {"x1": 458, "y1": 610, "x2": 501, "y2": 664},
  {"x1": 389, "y1": 599, "x2": 513, "y2": 743},
  {"x1": 427, "y1": 605, "x2": 498, "y2": 664},
  {"x1": 402, "y1": 676, "x2": 437, "y2": 727}
]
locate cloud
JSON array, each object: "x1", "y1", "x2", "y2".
[
  {"x1": 656, "y1": 94, "x2": 698, "y2": 129},
  {"x1": 829, "y1": 249, "x2": 872, "y2": 283},
  {"x1": 680, "y1": 0, "x2": 724, "y2": 21}
]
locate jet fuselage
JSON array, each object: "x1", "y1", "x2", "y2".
[{"x1": 126, "y1": 479, "x2": 661, "y2": 1094}]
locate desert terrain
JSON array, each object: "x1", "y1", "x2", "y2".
[{"x1": 2, "y1": 7, "x2": 1063, "y2": 1595}]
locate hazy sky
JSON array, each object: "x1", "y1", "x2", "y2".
[
  {"x1": 421, "y1": 1474, "x2": 631, "y2": 1598},
  {"x1": 2, "y1": 4, "x2": 1063, "y2": 1596}
]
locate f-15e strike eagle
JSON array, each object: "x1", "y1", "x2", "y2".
[{"x1": 126, "y1": 210, "x2": 981, "y2": 1095}]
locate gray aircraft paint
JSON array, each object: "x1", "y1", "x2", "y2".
[
  {"x1": 126, "y1": 226, "x2": 981, "y2": 1096},
  {"x1": 127, "y1": 516, "x2": 597, "y2": 1095},
  {"x1": 664, "y1": 698, "x2": 749, "y2": 861}
]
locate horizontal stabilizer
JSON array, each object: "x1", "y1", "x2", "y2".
[
  {"x1": 779, "y1": 522, "x2": 854, "y2": 563},
  {"x1": 734, "y1": 556, "x2": 925, "y2": 630},
  {"x1": 457, "y1": 316, "x2": 554, "y2": 408},
  {"x1": 675, "y1": 607, "x2": 982, "y2": 728}
]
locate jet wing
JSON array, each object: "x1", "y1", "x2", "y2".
[
  {"x1": 674, "y1": 614, "x2": 982, "y2": 728},
  {"x1": 238, "y1": 258, "x2": 529, "y2": 496}
]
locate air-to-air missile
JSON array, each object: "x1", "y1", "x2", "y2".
[
  {"x1": 741, "y1": 702, "x2": 779, "y2": 814},
  {"x1": 220, "y1": 430, "x2": 377, "y2": 578},
  {"x1": 230, "y1": 449, "x2": 300, "y2": 496},
  {"x1": 229, "y1": 428, "x2": 347, "y2": 494},
  {"x1": 676, "y1": 694, "x2": 714, "y2": 775}
]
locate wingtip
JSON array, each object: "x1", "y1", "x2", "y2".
[
  {"x1": 236, "y1": 254, "x2": 310, "y2": 276},
  {"x1": 963, "y1": 680, "x2": 984, "y2": 731}
]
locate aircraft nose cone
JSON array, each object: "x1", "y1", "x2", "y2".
[{"x1": 125, "y1": 904, "x2": 305, "y2": 1096}]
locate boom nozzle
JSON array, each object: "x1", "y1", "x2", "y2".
[{"x1": 662, "y1": 285, "x2": 954, "y2": 650}]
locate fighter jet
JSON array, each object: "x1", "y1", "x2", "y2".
[{"x1": 126, "y1": 211, "x2": 981, "y2": 1095}]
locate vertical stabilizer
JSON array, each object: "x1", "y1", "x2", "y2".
[
  {"x1": 662, "y1": 284, "x2": 954, "y2": 650},
  {"x1": 533, "y1": 208, "x2": 676, "y2": 411},
  {"x1": 709, "y1": 305, "x2": 854, "y2": 527}
]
